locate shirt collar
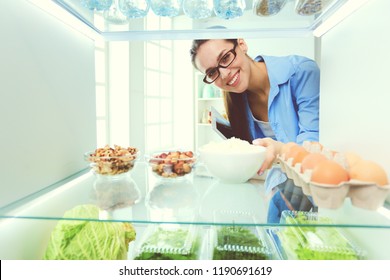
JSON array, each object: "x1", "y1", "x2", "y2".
[
  {"x1": 255, "y1": 55, "x2": 295, "y2": 103},
  {"x1": 257, "y1": 55, "x2": 295, "y2": 86}
]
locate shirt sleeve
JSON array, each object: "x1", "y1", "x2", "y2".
[
  {"x1": 290, "y1": 57, "x2": 320, "y2": 144},
  {"x1": 264, "y1": 166, "x2": 288, "y2": 195}
]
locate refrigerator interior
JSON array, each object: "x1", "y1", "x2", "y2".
[
  {"x1": 0, "y1": 0, "x2": 96, "y2": 208},
  {"x1": 1, "y1": 0, "x2": 390, "y2": 260}
]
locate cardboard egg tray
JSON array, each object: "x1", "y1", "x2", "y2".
[{"x1": 278, "y1": 155, "x2": 390, "y2": 210}]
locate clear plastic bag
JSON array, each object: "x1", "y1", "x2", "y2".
[
  {"x1": 150, "y1": 0, "x2": 183, "y2": 17},
  {"x1": 183, "y1": 0, "x2": 213, "y2": 19},
  {"x1": 253, "y1": 0, "x2": 287, "y2": 17},
  {"x1": 213, "y1": 0, "x2": 246, "y2": 20},
  {"x1": 295, "y1": 0, "x2": 333, "y2": 16},
  {"x1": 118, "y1": 0, "x2": 150, "y2": 19}
]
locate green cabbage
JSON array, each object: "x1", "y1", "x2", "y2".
[{"x1": 44, "y1": 204, "x2": 136, "y2": 260}]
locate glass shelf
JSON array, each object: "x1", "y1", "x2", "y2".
[
  {"x1": 1, "y1": 161, "x2": 389, "y2": 230},
  {"x1": 2, "y1": 161, "x2": 390, "y2": 259},
  {"x1": 51, "y1": 0, "x2": 348, "y2": 40}
]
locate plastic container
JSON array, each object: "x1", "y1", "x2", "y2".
[
  {"x1": 274, "y1": 210, "x2": 366, "y2": 260},
  {"x1": 133, "y1": 224, "x2": 201, "y2": 260},
  {"x1": 211, "y1": 210, "x2": 276, "y2": 260},
  {"x1": 253, "y1": 0, "x2": 287, "y2": 17}
]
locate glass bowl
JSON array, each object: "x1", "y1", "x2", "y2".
[
  {"x1": 85, "y1": 145, "x2": 139, "y2": 175},
  {"x1": 146, "y1": 150, "x2": 196, "y2": 179}
]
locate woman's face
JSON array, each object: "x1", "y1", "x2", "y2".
[{"x1": 194, "y1": 39, "x2": 250, "y2": 93}]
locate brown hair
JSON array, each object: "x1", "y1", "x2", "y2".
[
  {"x1": 190, "y1": 39, "x2": 253, "y2": 142},
  {"x1": 190, "y1": 39, "x2": 238, "y2": 71}
]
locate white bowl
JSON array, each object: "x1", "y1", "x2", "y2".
[{"x1": 198, "y1": 141, "x2": 266, "y2": 184}]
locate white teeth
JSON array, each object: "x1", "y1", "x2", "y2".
[{"x1": 228, "y1": 72, "x2": 238, "y2": 86}]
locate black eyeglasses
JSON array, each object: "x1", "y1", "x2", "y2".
[{"x1": 203, "y1": 41, "x2": 238, "y2": 84}]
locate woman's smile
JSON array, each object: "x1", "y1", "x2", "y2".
[{"x1": 227, "y1": 71, "x2": 240, "y2": 87}]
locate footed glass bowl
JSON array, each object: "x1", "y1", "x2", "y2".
[
  {"x1": 146, "y1": 150, "x2": 196, "y2": 179},
  {"x1": 85, "y1": 145, "x2": 139, "y2": 175},
  {"x1": 85, "y1": 145, "x2": 141, "y2": 210},
  {"x1": 91, "y1": 172, "x2": 141, "y2": 210}
]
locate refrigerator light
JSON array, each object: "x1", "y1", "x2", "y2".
[
  {"x1": 313, "y1": 0, "x2": 372, "y2": 37},
  {"x1": 27, "y1": 0, "x2": 100, "y2": 41}
]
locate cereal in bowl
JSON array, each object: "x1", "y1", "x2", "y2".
[
  {"x1": 149, "y1": 151, "x2": 195, "y2": 178},
  {"x1": 86, "y1": 145, "x2": 139, "y2": 175}
]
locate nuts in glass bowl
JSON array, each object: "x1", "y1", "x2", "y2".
[
  {"x1": 85, "y1": 145, "x2": 139, "y2": 175},
  {"x1": 147, "y1": 150, "x2": 196, "y2": 178}
]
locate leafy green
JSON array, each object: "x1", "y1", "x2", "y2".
[
  {"x1": 44, "y1": 205, "x2": 136, "y2": 260},
  {"x1": 134, "y1": 227, "x2": 198, "y2": 260},
  {"x1": 213, "y1": 225, "x2": 269, "y2": 260},
  {"x1": 278, "y1": 213, "x2": 363, "y2": 260}
]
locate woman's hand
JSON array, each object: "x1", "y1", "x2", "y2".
[{"x1": 252, "y1": 137, "x2": 283, "y2": 175}]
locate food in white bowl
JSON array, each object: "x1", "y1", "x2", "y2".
[{"x1": 198, "y1": 138, "x2": 266, "y2": 184}]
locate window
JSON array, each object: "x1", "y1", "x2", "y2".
[
  {"x1": 94, "y1": 37, "x2": 109, "y2": 147},
  {"x1": 144, "y1": 16, "x2": 174, "y2": 153},
  {"x1": 93, "y1": 14, "x2": 193, "y2": 154}
]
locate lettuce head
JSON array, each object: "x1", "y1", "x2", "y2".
[{"x1": 44, "y1": 204, "x2": 136, "y2": 260}]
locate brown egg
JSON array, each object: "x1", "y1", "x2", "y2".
[
  {"x1": 280, "y1": 142, "x2": 298, "y2": 158},
  {"x1": 344, "y1": 152, "x2": 362, "y2": 169},
  {"x1": 303, "y1": 141, "x2": 323, "y2": 153},
  {"x1": 285, "y1": 145, "x2": 306, "y2": 161},
  {"x1": 301, "y1": 153, "x2": 328, "y2": 173},
  {"x1": 310, "y1": 141, "x2": 323, "y2": 150},
  {"x1": 349, "y1": 160, "x2": 389, "y2": 186},
  {"x1": 311, "y1": 159, "x2": 350, "y2": 185},
  {"x1": 292, "y1": 149, "x2": 310, "y2": 166}
]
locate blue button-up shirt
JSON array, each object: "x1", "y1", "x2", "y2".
[{"x1": 249, "y1": 55, "x2": 320, "y2": 192}]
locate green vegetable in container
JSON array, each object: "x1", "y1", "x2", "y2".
[
  {"x1": 43, "y1": 204, "x2": 136, "y2": 260},
  {"x1": 213, "y1": 225, "x2": 269, "y2": 260},
  {"x1": 278, "y1": 212, "x2": 364, "y2": 260},
  {"x1": 134, "y1": 227, "x2": 199, "y2": 260}
]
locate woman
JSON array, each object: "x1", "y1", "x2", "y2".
[{"x1": 190, "y1": 38, "x2": 320, "y2": 223}]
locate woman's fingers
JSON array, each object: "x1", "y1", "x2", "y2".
[{"x1": 253, "y1": 138, "x2": 277, "y2": 173}]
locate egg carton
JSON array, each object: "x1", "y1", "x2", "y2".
[
  {"x1": 278, "y1": 154, "x2": 390, "y2": 210},
  {"x1": 278, "y1": 155, "x2": 312, "y2": 196}
]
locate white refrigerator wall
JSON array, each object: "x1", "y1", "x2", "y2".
[
  {"x1": 0, "y1": 1, "x2": 96, "y2": 207},
  {"x1": 319, "y1": 0, "x2": 390, "y2": 176}
]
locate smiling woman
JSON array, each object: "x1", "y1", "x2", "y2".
[{"x1": 190, "y1": 37, "x2": 320, "y2": 223}]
